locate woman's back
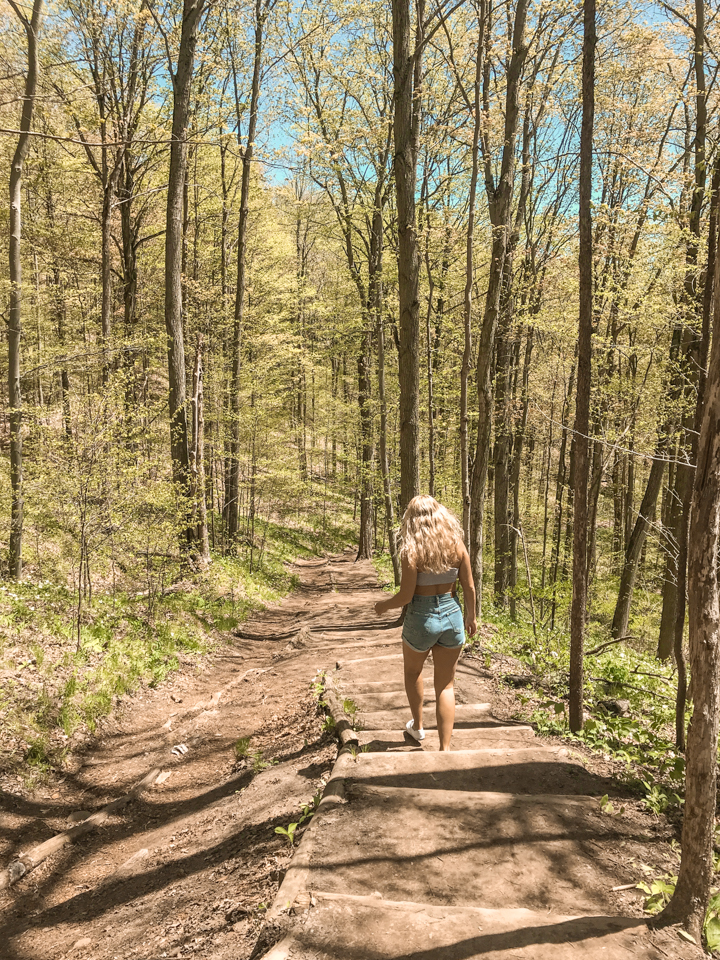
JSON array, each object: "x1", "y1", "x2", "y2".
[{"x1": 415, "y1": 566, "x2": 459, "y2": 585}]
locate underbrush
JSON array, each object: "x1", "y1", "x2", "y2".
[
  {"x1": 467, "y1": 603, "x2": 688, "y2": 815},
  {"x1": 469, "y1": 589, "x2": 720, "y2": 946},
  {"x1": 0, "y1": 513, "x2": 354, "y2": 789}
]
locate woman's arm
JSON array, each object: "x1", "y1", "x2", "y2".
[
  {"x1": 457, "y1": 545, "x2": 477, "y2": 636},
  {"x1": 374, "y1": 557, "x2": 417, "y2": 615}
]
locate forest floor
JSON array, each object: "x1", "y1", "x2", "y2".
[{"x1": 0, "y1": 550, "x2": 704, "y2": 960}]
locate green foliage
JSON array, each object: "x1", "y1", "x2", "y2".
[
  {"x1": 251, "y1": 750, "x2": 276, "y2": 774},
  {"x1": 705, "y1": 892, "x2": 720, "y2": 953},
  {"x1": 639, "y1": 779, "x2": 683, "y2": 816},
  {"x1": 275, "y1": 786, "x2": 325, "y2": 845},
  {"x1": 234, "y1": 736, "x2": 251, "y2": 758},
  {"x1": 25, "y1": 738, "x2": 51, "y2": 771},
  {"x1": 311, "y1": 670, "x2": 326, "y2": 699},
  {"x1": 0, "y1": 511, "x2": 350, "y2": 780},
  {"x1": 598, "y1": 794, "x2": 625, "y2": 817},
  {"x1": 637, "y1": 874, "x2": 677, "y2": 914},
  {"x1": 274, "y1": 821, "x2": 301, "y2": 845}
]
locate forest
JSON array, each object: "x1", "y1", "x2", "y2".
[{"x1": 3, "y1": 0, "x2": 720, "y2": 946}]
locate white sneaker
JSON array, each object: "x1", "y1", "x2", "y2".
[{"x1": 405, "y1": 719, "x2": 425, "y2": 741}]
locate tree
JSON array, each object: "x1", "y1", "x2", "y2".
[
  {"x1": 657, "y1": 156, "x2": 720, "y2": 946},
  {"x1": 392, "y1": 0, "x2": 423, "y2": 511},
  {"x1": 156, "y1": 0, "x2": 208, "y2": 551},
  {"x1": 569, "y1": 0, "x2": 596, "y2": 733},
  {"x1": 224, "y1": 0, "x2": 276, "y2": 544},
  {"x1": 6, "y1": 0, "x2": 43, "y2": 579},
  {"x1": 288, "y1": 0, "x2": 395, "y2": 560},
  {"x1": 468, "y1": 0, "x2": 530, "y2": 617}
]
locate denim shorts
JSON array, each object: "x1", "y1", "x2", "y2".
[{"x1": 402, "y1": 593, "x2": 465, "y2": 653}]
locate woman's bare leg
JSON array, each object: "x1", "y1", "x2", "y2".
[
  {"x1": 433, "y1": 645, "x2": 462, "y2": 750},
  {"x1": 403, "y1": 641, "x2": 430, "y2": 732}
]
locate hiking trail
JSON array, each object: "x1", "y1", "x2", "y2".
[{"x1": 0, "y1": 552, "x2": 699, "y2": 960}]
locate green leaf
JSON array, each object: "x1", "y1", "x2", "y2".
[{"x1": 704, "y1": 915, "x2": 720, "y2": 952}]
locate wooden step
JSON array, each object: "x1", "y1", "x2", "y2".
[
  {"x1": 260, "y1": 893, "x2": 682, "y2": 960},
  {"x1": 302, "y1": 785, "x2": 646, "y2": 913},
  {"x1": 355, "y1": 726, "x2": 535, "y2": 752},
  {"x1": 336, "y1": 747, "x2": 620, "y2": 797},
  {"x1": 357, "y1": 702, "x2": 499, "y2": 730}
]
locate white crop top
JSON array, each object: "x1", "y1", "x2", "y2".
[{"x1": 415, "y1": 567, "x2": 459, "y2": 586}]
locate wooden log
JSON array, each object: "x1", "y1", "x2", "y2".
[
  {"x1": 323, "y1": 672, "x2": 359, "y2": 746},
  {"x1": 0, "y1": 766, "x2": 160, "y2": 890}
]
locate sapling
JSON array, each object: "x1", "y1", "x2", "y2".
[{"x1": 274, "y1": 821, "x2": 300, "y2": 845}]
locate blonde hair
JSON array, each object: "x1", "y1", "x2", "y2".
[{"x1": 399, "y1": 495, "x2": 464, "y2": 573}]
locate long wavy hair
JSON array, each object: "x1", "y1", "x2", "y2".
[{"x1": 399, "y1": 495, "x2": 464, "y2": 573}]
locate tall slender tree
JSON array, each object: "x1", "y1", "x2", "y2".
[
  {"x1": 658, "y1": 162, "x2": 720, "y2": 946},
  {"x1": 224, "y1": 0, "x2": 276, "y2": 543},
  {"x1": 392, "y1": 0, "x2": 424, "y2": 511},
  {"x1": 468, "y1": 0, "x2": 529, "y2": 617},
  {"x1": 569, "y1": 0, "x2": 596, "y2": 733},
  {"x1": 7, "y1": 0, "x2": 43, "y2": 580},
  {"x1": 156, "y1": 0, "x2": 207, "y2": 551}
]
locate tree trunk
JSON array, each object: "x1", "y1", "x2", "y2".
[
  {"x1": 460, "y1": 0, "x2": 486, "y2": 546},
  {"x1": 356, "y1": 328, "x2": 374, "y2": 560},
  {"x1": 670, "y1": 152, "x2": 720, "y2": 749},
  {"x1": 611, "y1": 436, "x2": 668, "y2": 639},
  {"x1": 192, "y1": 335, "x2": 210, "y2": 562},
  {"x1": 657, "y1": 142, "x2": 720, "y2": 944},
  {"x1": 100, "y1": 178, "x2": 117, "y2": 381},
  {"x1": 493, "y1": 323, "x2": 513, "y2": 606},
  {"x1": 7, "y1": 0, "x2": 42, "y2": 580},
  {"x1": 226, "y1": 0, "x2": 267, "y2": 543},
  {"x1": 569, "y1": 0, "x2": 596, "y2": 734},
  {"x1": 392, "y1": 0, "x2": 424, "y2": 511},
  {"x1": 549, "y1": 362, "x2": 575, "y2": 629},
  {"x1": 425, "y1": 294, "x2": 436, "y2": 498},
  {"x1": 624, "y1": 444, "x2": 635, "y2": 550},
  {"x1": 469, "y1": 0, "x2": 529, "y2": 619},
  {"x1": 120, "y1": 155, "x2": 139, "y2": 426},
  {"x1": 509, "y1": 328, "x2": 533, "y2": 620},
  {"x1": 164, "y1": 0, "x2": 205, "y2": 551},
  {"x1": 374, "y1": 209, "x2": 400, "y2": 585}
]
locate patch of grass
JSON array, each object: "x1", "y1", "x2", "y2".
[
  {"x1": 371, "y1": 553, "x2": 397, "y2": 591},
  {"x1": 25, "y1": 738, "x2": 51, "y2": 771},
  {"x1": 234, "y1": 736, "x2": 251, "y2": 758},
  {"x1": 251, "y1": 750, "x2": 276, "y2": 774},
  {"x1": 0, "y1": 510, "x2": 356, "y2": 781}
]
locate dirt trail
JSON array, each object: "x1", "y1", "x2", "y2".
[
  {"x1": 0, "y1": 549, "x2": 392, "y2": 960},
  {"x1": 0, "y1": 554, "x2": 700, "y2": 960},
  {"x1": 253, "y1": 562, "x2": 701, "y2": 960}
]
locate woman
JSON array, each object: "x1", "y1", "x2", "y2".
[{"x1": 374, "y1": 495, "x2": 477, "y2": 751}]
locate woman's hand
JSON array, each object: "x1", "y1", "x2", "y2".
[
  {"x1": 373, "y1": 559, "x2": 417, "y2": 617},
  {"x1": 465, "y1": 614, "x2": 477, "y2": 637}
]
